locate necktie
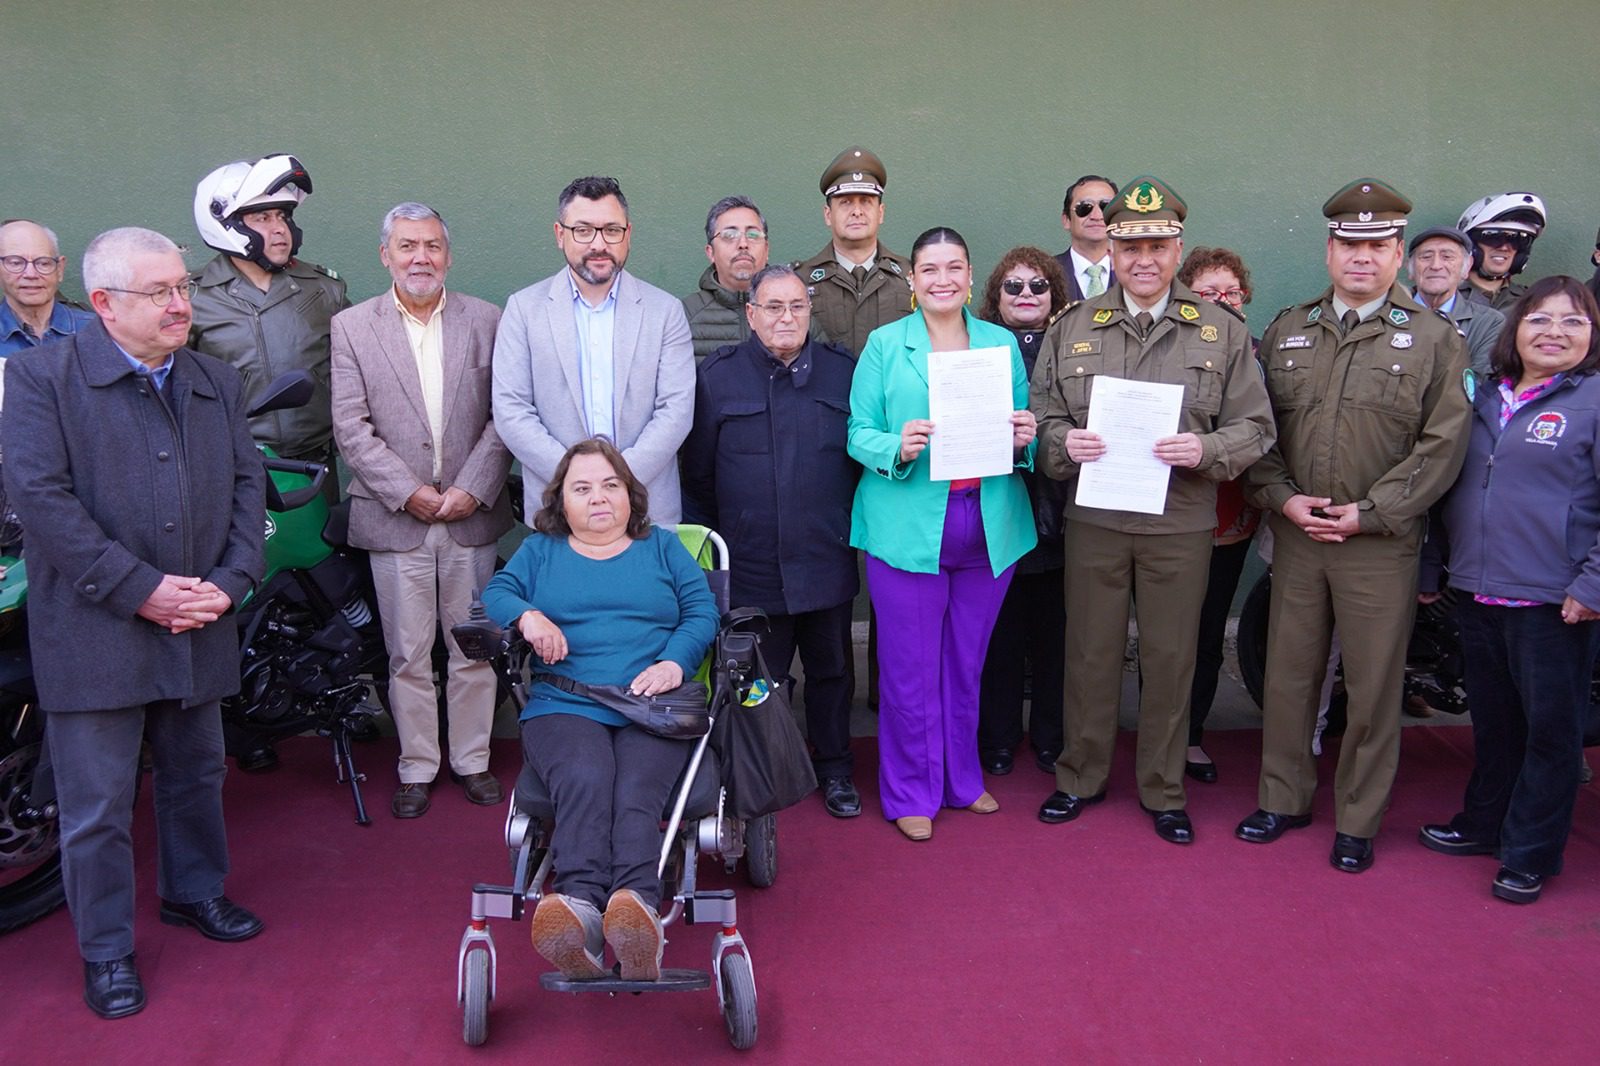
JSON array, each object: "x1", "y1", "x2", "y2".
[
  {"x1": 1135, "y1": 311, "x2": 1154, "y2": 338},
  {"x1": 1341, "y1": 309, "x2": 1360, "y2": 335},
  {"x1": 1085, "y1": 263, "x2": 1106, "y2": 298},
  {"x1": 850, "y1": 265, "x2": 868, "y2": 292}
]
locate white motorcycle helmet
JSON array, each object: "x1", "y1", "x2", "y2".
[
  {"x1": 1456, "y1": 191, "x2": 1547, "y2": 280},
  {"x1": 194, "y1": 154, "x2": 313, "y2": 272}
]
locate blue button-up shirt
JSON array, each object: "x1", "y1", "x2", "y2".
[
  {"x1": 567, "y1": 269, "x2": 618, "y2": 440},
  {"x1": 114, "y1": 340, "x2": 175, "y2": 391},
  {"x1": 0, "y1": 300, "x2": 98, "y2": 357}
]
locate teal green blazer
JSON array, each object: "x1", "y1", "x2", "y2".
[{"x1": 847, "y1": 308, "x2": 1037, "y2": 575}]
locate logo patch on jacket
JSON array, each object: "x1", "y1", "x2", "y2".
[
  {"x1": 1092, "y1": 308, "x2": 1114, "y2": 324},
  {"x1": 1527, "y1": 411, "x2": 1567, "y2": 447},
  {"x1": 1389, "y1": 308, "x2": 1410, "y2": 326},
  {"x1": 1199, "y1": 324, "x2": 1219, "y2": 342},
  {"x1": 810, "y1": 268, "x2": 826, "y2": 282}
]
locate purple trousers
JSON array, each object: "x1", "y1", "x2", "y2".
[{"x1": 867, "y1": 490, "x2": 1014, "y2": 820}]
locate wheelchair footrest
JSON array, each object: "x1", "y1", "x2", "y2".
[{"x1": 538, "y1": 968, "x2": 711, "y2": 994}]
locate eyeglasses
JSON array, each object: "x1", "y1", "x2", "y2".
[
  {"x1": 712, "y1": 227, "x2": 767, "y2": 244},
  {"x1": 1001, "y1": 278, "x2": 1050, "y2": 296},
  {"x1": 1522, "y1": 313, "x2": 1592, "y2": 334},
  {"x1": 558, "y1": 222, "x2": 630, "y2": 245},
  {"x1": 1073, "y1": 198, "x2": 1114, "y2": 218},
  {"x1": 1, "y1": 255, "x2": 63, "y2": 275},
  {"x1": 754, "y1": 300, "x2": 810, "y2": 318},
  {"x1": 103, "y1": 280, "x2": 198, "y2": 306},
  {"x1": 1195, "y1": 288, "x2": 1247, "y2": 305}
]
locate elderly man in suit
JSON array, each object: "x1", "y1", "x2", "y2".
[
  {"x1": 331, "y1": 203, "x2": 513, "y2": 819},
  {"x1": 2, "y1": 226, "x2": 267, "y2": 1019},
  {"x1": 492, "y1": 175, "x2": 694, "y2": 524}
]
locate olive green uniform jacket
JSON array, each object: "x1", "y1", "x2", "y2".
[
  {"x1": 189, "y1": 253, "x2": 349, "y2": 458},
  {"x1": 1030, "y1": 282, "x2": 1276, "y2": 534},
  {"x1": 681, "y1": 266, "x2": 826, "y2": 362},
  {"x1": 793, "y1": 242, "x2": 914, "y2": 358},
  {"x1": 1246, "y1": 284, "x2": 1471, "y2": 535}
]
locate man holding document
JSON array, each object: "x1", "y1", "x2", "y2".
[{"x1": 1031, "y1": 177, "x2": 1275, "y2": 844}]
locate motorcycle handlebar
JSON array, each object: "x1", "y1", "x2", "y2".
[{"x1": 262, "y1": 458, "x2": 325, "y2": 478}]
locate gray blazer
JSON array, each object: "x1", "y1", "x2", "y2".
[
  {"x1": 330, "y1": 290, "x2": 513, "y2": 552},
  {"x1": 1447, "y1": 294, "x2": 1507, "y2": 378},
  {"x1": 492, "y1": 268, "x2": 694, "y2": 525},
  {"x1": 1, "y1": 320, "x2": 266, "y2": 711}
]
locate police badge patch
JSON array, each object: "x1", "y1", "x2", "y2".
[
  {"x1": 1389, "y1": 307, "x2": 1410, "y2": 326},
  {"x1": 1200, "y1": 325, "x2": 1218, "y2": 342},
  {"x1": 1391, "y1": 333, "x2": 1413, "y2": 349},
  {"x1": 810, "y1": 268, "x2": 826, "y2": 282},
  {"x1": 1093, "y1": 309, "x2": 1114, "y2": 324}
]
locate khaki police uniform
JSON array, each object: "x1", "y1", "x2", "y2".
[
  {"x1": 1247, "y1": 282, "x2": 1470, "y2": 837},
  {"x1": 794, "y1": 244, "x2": 913, "y2": 358},
  {"x1": 1031, "y1": 179, "x2": 1275, "y2": 810}
]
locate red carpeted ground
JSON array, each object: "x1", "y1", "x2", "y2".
[{"x1": 2, "y1": 726, "x2": 1597, "y2": 1063}]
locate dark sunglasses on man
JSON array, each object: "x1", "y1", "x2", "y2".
[
  {"x1": 1072, "y1": 198, "x2": 1114, "y2": 218},
  {"x1": 1002, "y1": 278, "x2": 1051, "y2": 296}
]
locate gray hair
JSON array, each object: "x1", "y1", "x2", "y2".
[
  {"x1": 82, "y1": 227, "x2": 181, "y2": 293},
  {"x1": 704, "y1": 196, "x2": 766, "y2": 243},
  {"x1": 0, "y1": 219, "x2": 62, "y2": 255},
  {"x1": 380, "y1": 202, "x2": 450, "y2": 246},
  {"x1": 748, "y1": 264, "x2": 802, "y2": 303}
]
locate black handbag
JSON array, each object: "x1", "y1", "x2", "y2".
[
  {"x1": 532, "y1": 672, "x2": 710, "y2": 739},
  {"x1": 716, "y1": 639, "x2": 818, "y2": 819}
]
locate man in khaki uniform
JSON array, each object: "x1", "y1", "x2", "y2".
[
  {"x1": 1031, "y1": 176, "x2": 1275, "y2": 845},
  {"x1": 793, "y1": 146, "x2": 913, "y2": 357},
  {"x1": 1238, "y1": 179, "x2": 1471, "y2": 873}
]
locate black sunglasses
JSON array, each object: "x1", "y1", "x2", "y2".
[
  {"x1": 1073, "y1": 198, "x2": 1114, "y2": 218},
  {"x1": 1002, "y1": 278, "x2": 1051, "y2": 296}
]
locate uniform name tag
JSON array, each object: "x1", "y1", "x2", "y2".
[
  {"x1": 1278, "y1": 336, "x2": 1313, "y2": 350},
  {"x1": 1070, "y1": 340, "x2": 1098, "y2": 356}
]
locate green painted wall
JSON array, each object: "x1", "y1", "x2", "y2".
[{"x1": 6, "y1": 1, "x2": 1598, "y2": 321}]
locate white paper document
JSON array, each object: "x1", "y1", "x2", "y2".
[
  {"x1": 926, "y1": 346, "x2": 1014, "y2": 481},
  {"x1": 1075, "y1": 375, "x2": 1184, "y2": 514}
]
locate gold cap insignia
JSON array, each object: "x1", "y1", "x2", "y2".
[{"x1": 1126, "y1": 181, "x2": 1164, "y2": 214}]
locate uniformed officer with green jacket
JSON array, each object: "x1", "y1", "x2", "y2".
[
  {"x1": 1031, "y1": 176, "x2": 1275, "y2": 845},
  {"x1": 793, "y1": 147, "x2": 913, "y2": 358},
  {"x1": 1238, "y1": 179, "x2": 1472, "y2": 873},
  {"x1": 189, "y1": 154, "x2": 349, "y2": 463}
]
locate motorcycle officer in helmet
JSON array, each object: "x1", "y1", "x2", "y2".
[
  {"x1": 1457, "y1": 191, "x2": 1547, "y2": 311},
  {"x1": 189, "y1": 154, "x2": 349, "y2": 464}
]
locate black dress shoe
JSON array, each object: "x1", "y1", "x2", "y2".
[
  {"x1": 84, "y1": 955, "x2": 145, "y2": 1019},
  {"x1": 1330, "y1": 833, "x2": 1374, "y2": 873},
  {"x1": 1037, "y1": 790, "x2": 1105, "y2": 824},
  {"x1": 159, "y1": 896, "x2": 264, "y2": 942},
  {"x1": 821, "y1": 776, "x2": 861, "y2": 819},
  {"x1": 1184, "y1": 759, "x2": 1218, "y2": 784},
  {"x1": 235, "y1": 746, "x2": 279, "y2": 773},
  {"x1": 1491, "y1": 866, "x2": 1543, "y2": 904},
  {"x1": 1145, "y1": 807, "x2": 1194, "y2": 845},
  {"x1": 981, "y1": 748, "x2": 1015, "y2": 776},
  {"x1": 1034, "y1": 749, "x2": 1061, "y2": 774},
  {"x1": 1235, "y1": 808, "x2": 1312, "y2": 843},
  {"x1": 1418, "y1": 824, "x2": 1497, "y2": 856}
]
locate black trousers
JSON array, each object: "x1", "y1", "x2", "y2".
[
  {"x1": 763, "y1": 601, "x2": 854, "y2": 778},
  {"x1": 977, "y1": 567, "x2": 1065, "y2": 758},
  {"x1": 521, "y1": 714, "x2": 689, "y2": 911},
  {"x1": 1188, "y1": 539, "x2": 1254, "y2": 746},
  {"x1": 1450, "y1": 599, "x2": 1600, "y2": 876}
]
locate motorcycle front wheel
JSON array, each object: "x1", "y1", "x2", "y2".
[{"x1": 0, "y1": 701, "x2": 64, "y2": 933}]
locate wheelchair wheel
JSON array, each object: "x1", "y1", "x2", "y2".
[
  {"x1": 744, "y1": 813, "x2": 777, "y2": 888},
  {"x1": 719, "y1": 951, "x2": 757, "y2": 1050},
  {"x1": 462, "y1": 949, "x2": 490, "y2": 1047}
]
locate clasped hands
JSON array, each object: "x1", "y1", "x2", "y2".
[
  {"x1": 516, "y1": 609, "x2": 684, "y2": 696},
  {"x1": 898, "y1": 411, "x2": 1037, "y2": 464},
  {"x1": 404, "y1": 485, "x2": 481, "y2": 523},
  {"x1": 1064, "y1": 428, "x2": 1204, "y2": 468},
  {"x1": 1282, "y1": 494, "x2": 1362, "y2": 543},
  {"x1": 137, "y1": 574, "x2": 232, "y2": 634}
]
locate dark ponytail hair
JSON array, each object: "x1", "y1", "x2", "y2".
[{"x1": 911, "y1": 227, "x2": 969, "y2": 267}]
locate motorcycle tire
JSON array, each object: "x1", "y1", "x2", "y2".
[
  {"x1": 1234, "y1": 572, "x2": 1347, "y2": 738},
  {"x1": 0, "y1": 728, "x2": 65, "y2": 934}
]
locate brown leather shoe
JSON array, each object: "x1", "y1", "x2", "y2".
[
  {"x1": 894, "y1": 816, "x2": 933, "y2": 841},
  {"x1": 391, "y1": 782, "x2": 430, "y2": 818},
  {"x1": 454, "y1": 771, "x2": 503, "y2": 806},
  {"x1": 966, "y1": 791, "x2": 1000, "y2": 814}
]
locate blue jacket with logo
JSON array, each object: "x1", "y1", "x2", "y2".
[{"x1": 1426, "y1": 371, "x2": 1600, "y2": 609}]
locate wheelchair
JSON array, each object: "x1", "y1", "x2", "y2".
[{"x1": 449, "y1": 526, "x2": 773, "y2": 1050}]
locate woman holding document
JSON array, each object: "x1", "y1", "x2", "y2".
[{"x1": 847, "y1": 226, "x2": 1038, "y2": 841}]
